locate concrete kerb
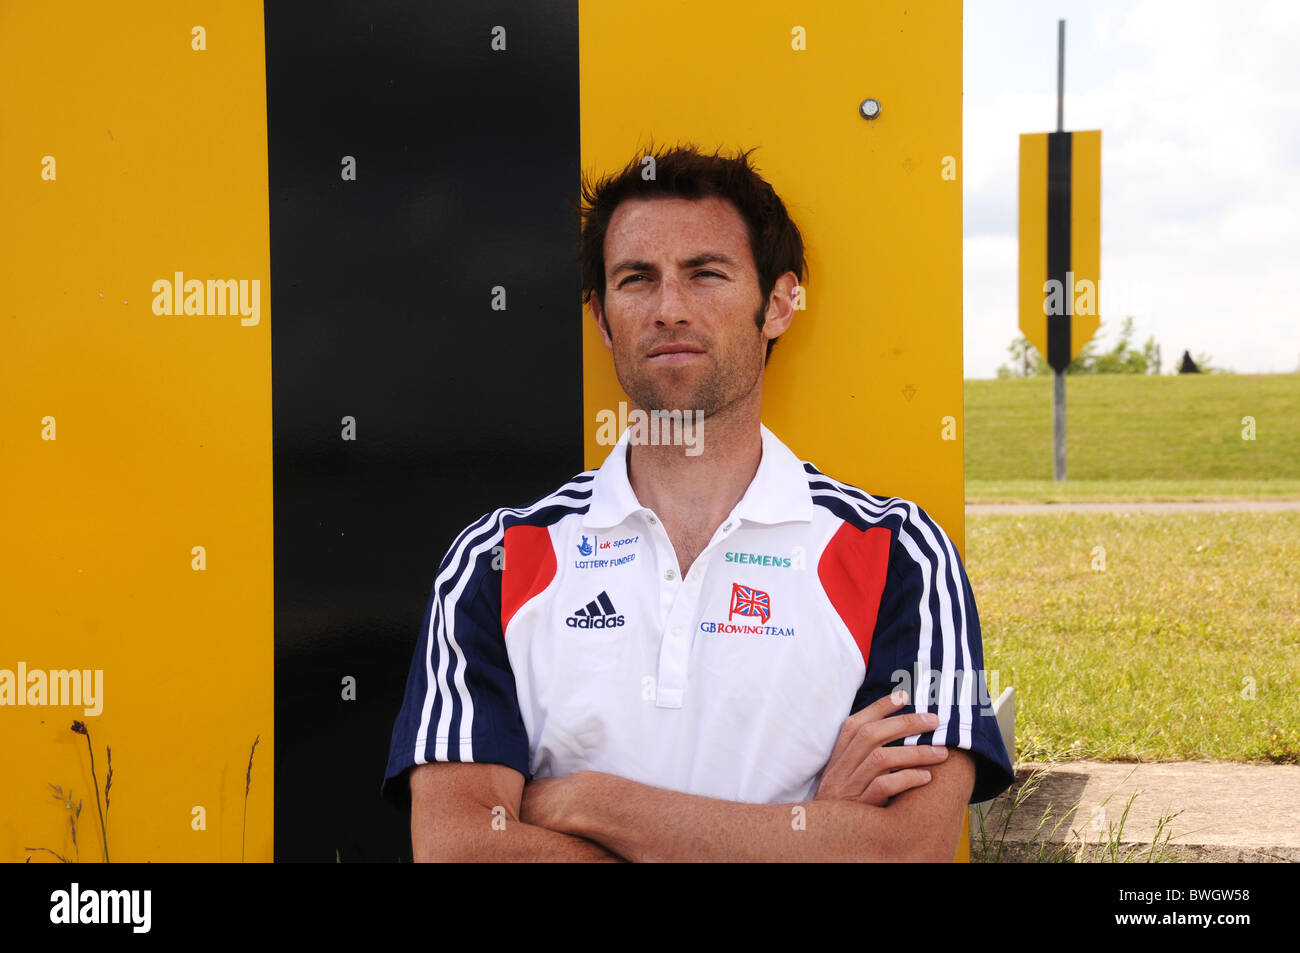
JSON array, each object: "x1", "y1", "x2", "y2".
[{"x1": 970, "y1": 758, "x2": 1300, "y2": 863}]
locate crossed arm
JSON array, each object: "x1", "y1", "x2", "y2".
[
  {"x1": 410, "y1": 758, "x2": 624, "y2": 861},
  {"x1": 410, "y1": 692, "x2": 975, "y2": 862}
]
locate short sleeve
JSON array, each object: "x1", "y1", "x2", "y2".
[
  {"x1": 850, "y1": 503, "x2": 1015, "y2": 804},
  {"x1": 381, "y1": 522, "x2": 531, "y2": 811}
]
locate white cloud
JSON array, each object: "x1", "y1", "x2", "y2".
[{"x1": 963, "y1": 0, "x2": 1300, "y2": 377}]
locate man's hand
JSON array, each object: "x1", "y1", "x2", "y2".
[{"x1": 814, "y1": 690, "x2": 952, "y2": 806}]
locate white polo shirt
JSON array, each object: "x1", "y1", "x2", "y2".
[{"x1": 383, "y1": 424, "x2": 1014, "y2": 808}]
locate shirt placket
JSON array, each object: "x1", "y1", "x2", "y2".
[{"x1": 648, "y1": 510, "x2": 740, "y2": 709}]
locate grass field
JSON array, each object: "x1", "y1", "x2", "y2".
[
  {"x1": 966, "y1": 510, "x2": 1300, "y2": 763},
  {"x1": 961, "y1": 372, "x2": 1298, "y2": 855},
  {"x1": 964, "y1": 373, "x2": 1300, "y2": 500},
  {"x1": 965, "y1": 477, "x2": 1300, "y2": 503}
]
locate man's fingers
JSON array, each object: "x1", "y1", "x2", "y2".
[
  {"x1": 838, "y1": 693, "x2": 941, "y2": 751},
  {"x1": 847, "y1": 689, "x2": 910, "y2": 730},
  {"x1": 821, "y1": 694, "x2": 947, "y2": 802},
  {"x1": 836, "y1": 711, "x2": 941, "y2": 774},
  {"x1": 826, "y1": 689, "x2": 909, "y2": 765},
  {"x1": 847, "y1": 742, "x2": 950, "y2": 790},
  {"x1": 858, "y1": 768, "x2": 934, "y2": 806},
  {"x1": 870, "y1": 711, "x2": 942, "y2": 747},
  {"x1": 815, "y1": 741, "x2": 952, "y2": 804}
]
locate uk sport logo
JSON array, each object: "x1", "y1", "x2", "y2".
[
  {"x1": 728, "y1": 583, "x2": 771, "y2": 624},
  {"x1": 574, "y1": 534, "x2": 640, "y2": 569}
]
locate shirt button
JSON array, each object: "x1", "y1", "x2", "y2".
[
  {"x1": 723, "y1": 522, "x2": 732, "y2": 532},
  {"x1": 647, "y1": 515, "x2": 658, "y2": 525},
  {"x1": 665, "y1": 569, "x2": 676, "y2": 581}
]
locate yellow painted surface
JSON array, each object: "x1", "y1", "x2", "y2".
[
  {"x1": 579, "y1": 0, "x2": 970, "y2": 861},
  {"x1": 580, "y1": 0, "x2": 967, "y2": 551},
  {"x1": 1070, "y1": 130, "x2": 1103, "y2": 356},
  {"x1": 0, "y1": 2, "x2": 272, "y2": 861},
  {"x1": 1018, "y1": 132, "x2": 1049, "y2": 359},
  {"x1": 1018, "y1": 130, "x2": 1102, "y2": 361}
]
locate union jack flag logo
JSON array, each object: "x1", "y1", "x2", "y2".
[{"x1": 728, "y1": 582, "x2": 771, "y2": 623}]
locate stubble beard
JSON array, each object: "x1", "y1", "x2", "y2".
[{"x1": 613, "y1": 300, "x2": 767, "y2": 422}]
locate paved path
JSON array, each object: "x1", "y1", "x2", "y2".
[
  {"x1": 971, "y1": 761, "x2": 1300, "y2": 862},
  {"x1": 966, "y1": 500, "x2": 1300, "y2": 515}
]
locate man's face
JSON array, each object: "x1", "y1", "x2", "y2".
[{"x1": 594, "y1": 196, "x2": 780, "y2": 419}]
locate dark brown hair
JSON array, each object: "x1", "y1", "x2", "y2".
[{"x1": 574, "y1": 140, "x2": 808, "y2": 363}]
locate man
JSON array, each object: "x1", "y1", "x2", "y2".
[{"x1": 381, "y1": 144, "x2": 1015, "y2": 861}]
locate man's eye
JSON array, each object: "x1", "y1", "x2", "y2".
[{"x1": 620, "y1": 271, "x2": 722, "y2": 287}]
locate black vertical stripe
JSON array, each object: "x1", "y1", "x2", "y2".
[
  {"x1": 265, "y1": 0, "x2": 581, "y2": 861},
  {"x1": 1046, "y1": 131, "x2": 1072, "y2": 373},
  {"x1": 597, "y1": 591, "x2": 616, "y2": 615}
]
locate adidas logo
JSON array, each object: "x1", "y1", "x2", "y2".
[{"x1": 566, "y1": 591, "x2": 626, "y2": 629}]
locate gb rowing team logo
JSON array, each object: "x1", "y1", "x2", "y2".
[
  {"x1": 728, "y1": 583, "x2": 771, "y2": 623},
  {"x1": 699, "y1": 582, "x2": 795, "y2": 637}
]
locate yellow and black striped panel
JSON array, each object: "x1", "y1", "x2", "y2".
[
  {"x1": 1018, "y1": 130, "x2": 1102, "y2": 370},
  {"x1": 2, "y1": 0, "x2": 969, "y2": 862}
]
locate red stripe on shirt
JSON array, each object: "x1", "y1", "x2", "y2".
[
  {"x1": 501, "y1": 524, "x2": 557, "y2": 635},
  {"x1": 817, "y1": 522, "x2": 893, "y2": 667}
]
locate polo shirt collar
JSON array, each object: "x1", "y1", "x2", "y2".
[{"x1": 582, "y1": 422, "x2": 815, "y2": 529}]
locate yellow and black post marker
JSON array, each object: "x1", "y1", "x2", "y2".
[{"x1": 1018, "y1": 19, "x2": 1101, "y2": 480}]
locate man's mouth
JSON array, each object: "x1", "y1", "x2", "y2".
[{"x1": 646, "y1": 344, "x2": 705, "y2": 365}]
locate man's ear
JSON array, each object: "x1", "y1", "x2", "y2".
[
  {"x1": 591, "y1": 293, "x2": 614, "y2": 351},
  {"x1": 761, "y1": 272, "x2": 799, "y2": 344}
]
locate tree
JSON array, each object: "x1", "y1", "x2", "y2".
[
  {"x1": 995, "y1": 316, "x2": 1166, "y2": 376},
  {"x1": 1189, "y1": 351, "x2": 1230, "y2": 374},
  {"x1": 1088, "y1": 316, "x2": 1158, "y2": 374},
  {"x1": 995, "y1": 333, "x2": 1048, "y2": 378}
]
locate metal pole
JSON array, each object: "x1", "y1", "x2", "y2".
[
  {"x1": 1053, "y1": 369, "x2": 1066, "y2": 480},
  {"x1": 1053, "y1": 19, "x2": 1067, "y2": 481},
  {"x1": 1056, "y1": 20, "x2": 1065, "y2": 133}
]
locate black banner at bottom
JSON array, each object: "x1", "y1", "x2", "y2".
[{"x1": 2, "y1": 859, "x2": 1283, "y2": 940}]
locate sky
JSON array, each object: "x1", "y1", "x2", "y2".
[{"x1": 962, "y1": 0, "x2": 1300, "y2": 378}]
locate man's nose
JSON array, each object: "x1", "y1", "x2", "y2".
[{"x1": 653, "y1": 274, "x2": 691, "y2": 326}]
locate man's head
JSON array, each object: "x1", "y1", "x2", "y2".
[{"x1": 576, "y1": 143, "x2": 807, "y2": 419}]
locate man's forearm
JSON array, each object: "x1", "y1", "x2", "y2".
[
  {"x1": 415, "y1": 811, "x2": 623, "y2": 862},
  {"x1": 409, "y1": 761, "x2": 626, "y2": 862},
  {"x1": 521, "y1": 748, "x2": 974, "y2": 861},
  {"x1": 549, "y1": 772, "x2": 934, "y2": 862}
]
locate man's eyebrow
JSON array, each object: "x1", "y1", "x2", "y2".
[{"x1": 609, "y1": 252, "x2": 740, "y2": 277}]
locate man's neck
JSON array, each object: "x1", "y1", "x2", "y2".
[{"x1": 625, "y1": 399, "x2": 762, "y2": 572}]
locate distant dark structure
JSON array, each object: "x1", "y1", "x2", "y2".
[{"x1": 1178, "y1": 350, "x2": 1201, "y2": 374}]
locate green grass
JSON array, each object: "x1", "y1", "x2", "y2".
[
  {"x1": 964, "y1": 374, "x2": 1300, "y2": 494},
  {"x1": 967, "y1": 511, "x2": 1300, "y2": 763},
  {"x1": 966, "y1": 477, "x2": 1300, "y2": 503}
]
